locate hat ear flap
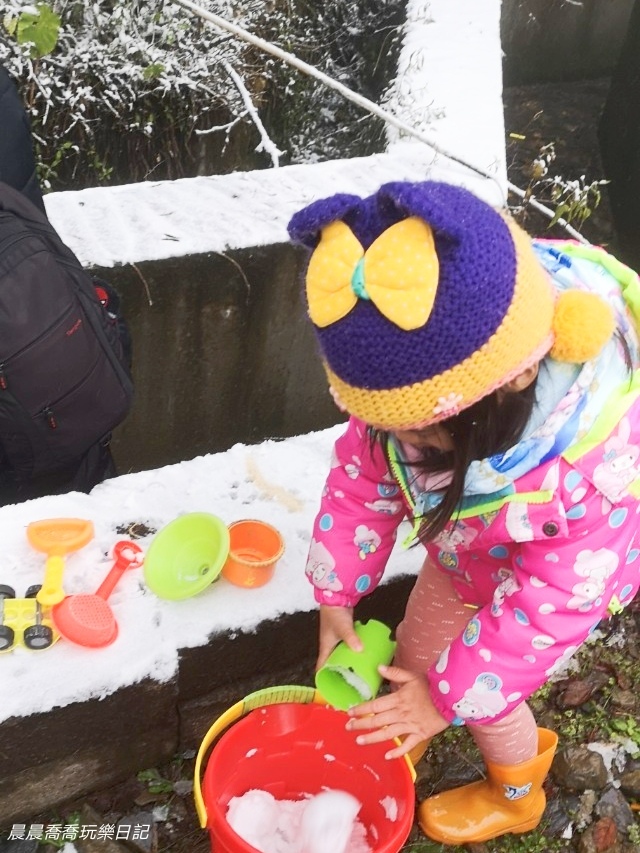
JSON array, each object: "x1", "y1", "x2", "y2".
[
  {"x1": 287, "y1": 194, "x2": 362, "y2": 248},
  {"x1": 550, "y1": 290, "x2": 616, "y2": 363}
]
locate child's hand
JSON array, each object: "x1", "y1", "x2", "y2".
[
  {"x1": 317, "y1": 604, "x2": 363, "y2": 670},
  {"x1": 346, "y1": 664, "x2": 449, "y2": 759}
]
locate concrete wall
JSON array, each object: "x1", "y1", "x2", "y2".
[
  {"x1": 63, "y1": 0, "x2": 637, "y2": 479},
  {"x1": 41, "y1": 0, "x2": 509, "y2": 479},
  {"x1": 0, "y1": 577, "x2": 413, "y2": 824},
  {"x1": 96, "y1": 244, "x2": 345, "y2": 476},
  {"x1": 501, "y1": 0, "x2": 635, "y2": 85}
]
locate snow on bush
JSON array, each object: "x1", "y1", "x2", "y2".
[{"x1": 0, "y1": 0, "x2": 403, "y2": 190}]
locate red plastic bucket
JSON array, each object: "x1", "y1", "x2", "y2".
[{"x1": 202, "y1": 702, "x2": 415, "y2": 853}]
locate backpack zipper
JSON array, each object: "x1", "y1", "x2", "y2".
[
  {"x1": 0, "y1": 298, "x2": 78, "y2": 391},
  {"x1": 43, "y1": 407, "x2": 57, "y2": 430},
  {"x1": 36, "y1": 349, "x2": 101, "y2": 430}
]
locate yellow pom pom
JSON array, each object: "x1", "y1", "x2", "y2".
[{"x1": 550, "y1": 290, "x2": 615, "y2": 363}]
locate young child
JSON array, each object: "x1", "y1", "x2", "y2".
[{"x1": 287, "y1": 180, "x2": 640, "y2": 845}]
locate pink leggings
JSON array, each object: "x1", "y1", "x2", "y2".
[{"x1": 394, "y1": 559, "x2": 539, "y2": 765}]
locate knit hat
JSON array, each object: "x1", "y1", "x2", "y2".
[{"x1": 288, "y1": 181, "x2": 616, "y2": 431}]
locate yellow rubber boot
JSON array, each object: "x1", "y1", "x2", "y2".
[{"x1": 418, "y1": 728, "x2": 558, "y2": 845}]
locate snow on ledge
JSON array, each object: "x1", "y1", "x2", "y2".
[
  {"x1": 0, "y1": 0, "x2": 503, "y2": 722},
  {"x1": 0, "y1": 426, "x2": 424, "y2": 724},
  {"x1": 44, "y1": 0, "x2": 506, "y2": 269},
  {"x1": 44, "y1": 151, "x2": 501, "y2": 269},
  {"x1": 386, "y1": 0, "x2": 506, "y2": 180}
]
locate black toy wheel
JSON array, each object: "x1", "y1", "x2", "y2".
[
  {"x1": 0, "y1": 584, "x2": 16, "y2": 599},
  {"x1": 0, "y1": 624, "x2": 15, "y2": 650},
  {"x1": 23, "y1": 624, "x2": 54, "y2": 650},
  {"x1": 25, "y1": 584, "x2": 42, "y2": 599}
]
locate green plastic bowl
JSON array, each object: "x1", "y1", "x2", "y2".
[{"x1": 143, "y1": 513, "x2": 230, "y2": 600}]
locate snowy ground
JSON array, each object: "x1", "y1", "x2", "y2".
[{"x1": 0, "y1": 0, "x2": 502, "y2": 724}]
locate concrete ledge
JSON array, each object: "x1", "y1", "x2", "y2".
[
  {"x1": 0, "y1": 679, "x2": 178, "y2": 824},
  {"x1": 0, "y1": 577, "x2": 415, "y2": 825},
  {"x1": 0, "y1": 424, "x2": 423, "y2": 826},
  {"x1": 38, "y1": 0, "x2": 508, "y2": 477}
]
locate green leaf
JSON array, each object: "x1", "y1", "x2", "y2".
[
  {"x1": 137, "y1": 768, "x2": 162, "y2": 782},
  {"x1": 137, "y1": 767, "x2": 173, "y2": 794},
  {"x1": 16, "y1": 3, "x2": 61, "y2": 58},
  {"x1": 148, "y1": 779, "x2": 174, "y2": 794},
  {"x1": 143, "y1": 62, "x2": 165, "y2": 81},
  {"x1": 611, "y1": 719, "x2": 628, "y2": 732},
  {"x1": 3, "y1": 13, "x2": 17, "y2": 36},
  {"x1": 548, "y1": 203, "x2": 568, "y2": 228}
]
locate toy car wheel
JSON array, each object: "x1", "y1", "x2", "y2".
[
  {"x1": 0, "y1": 624, "x2": 15, "y2": 650},
  {"x1": 25, "y1": 584, "x2": 42, "y2": 599},
  {"x1": 0, "y1": 584, "x2": 16, "y2": 599},
  {"x1": 23, "y1": 624, "x2": 54, "y2": 650}
]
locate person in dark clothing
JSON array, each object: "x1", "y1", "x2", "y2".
[
  {"x1": 0, "y1": 65, "x2": 47, "y2": 215},
  {"x1": 0, "y1": 64, "x2": 131, "y2": 505}
]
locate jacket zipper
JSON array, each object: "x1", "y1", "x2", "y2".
[{"x1": 386, "y1": 439, "x2": 422, "y2": 547}]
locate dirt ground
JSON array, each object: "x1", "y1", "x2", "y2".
[{"x1": 503, "y1": 76, "x2": 615, "y2": 247}]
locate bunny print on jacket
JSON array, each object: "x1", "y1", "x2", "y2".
[{"x1": 593, "y1": 417, "x2": 640, "y2": 502}]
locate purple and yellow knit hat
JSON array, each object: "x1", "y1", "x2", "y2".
[{"x1": 288, "y1": 181, "x2": 615, "y2": 431}]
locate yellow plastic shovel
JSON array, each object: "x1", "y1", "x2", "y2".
[{"x1": 27, "y1": 518, "x2": 95, "y2": 606}]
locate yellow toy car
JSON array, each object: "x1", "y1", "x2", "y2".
[{"x1": 0, "y1": 584, "x2": 60, "y2": 652}]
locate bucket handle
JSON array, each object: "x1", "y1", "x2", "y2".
[
  {"x1": 193, "y1": 683, "x2": 417, "y2": 829},
  {"x1": 194, "y1": 684, "x2": 322, "y2": 828}
]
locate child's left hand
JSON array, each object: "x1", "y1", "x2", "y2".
[{"x1": 346, "y1": 664, "x2": 449, "y2": 759}]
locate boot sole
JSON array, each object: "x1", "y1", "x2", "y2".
[
  {"x1": 419, "y1": 814, "x2": 543, "y2": 844},
  {"x1": 418, "y1": 795, "x2": 545, "y2": 844}
]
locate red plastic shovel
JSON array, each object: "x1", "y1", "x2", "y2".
[{"x1": 52, "y1": 540, "x2": 144, "y2": 648}]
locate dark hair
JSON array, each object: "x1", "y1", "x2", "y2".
[
  {"x1": 370, "y1": 328, "x2": 635, "y2": 543},
  {"x1": 370, "y1": 379, "x2": 538, "y2": 544}
]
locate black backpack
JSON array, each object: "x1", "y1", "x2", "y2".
[{"x1": 0, "y1": 181, "x2": 134, "y2": 482}]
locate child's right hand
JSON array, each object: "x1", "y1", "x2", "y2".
[{"x1": 317, "y1": 604, "x2": 363, "y2": 670}]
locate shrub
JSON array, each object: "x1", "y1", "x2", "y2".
[{"x1": 0, "y1": 0, "x2": 403, "y2": 190}]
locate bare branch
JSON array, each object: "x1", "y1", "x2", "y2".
[{"x1": 173, "y1": 0, "x2": 592, "y2": 245}]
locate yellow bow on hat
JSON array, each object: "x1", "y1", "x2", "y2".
[{"x1": 306, "y1": 216, "x2": 440, "y2": 331}]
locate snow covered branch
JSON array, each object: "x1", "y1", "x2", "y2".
[
  {"x1": 173, "y1": 0, "x2": 591, "y2": 244},
  {"x1": 223, "y1": 61, "x2": 282, "y2": 168}
]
